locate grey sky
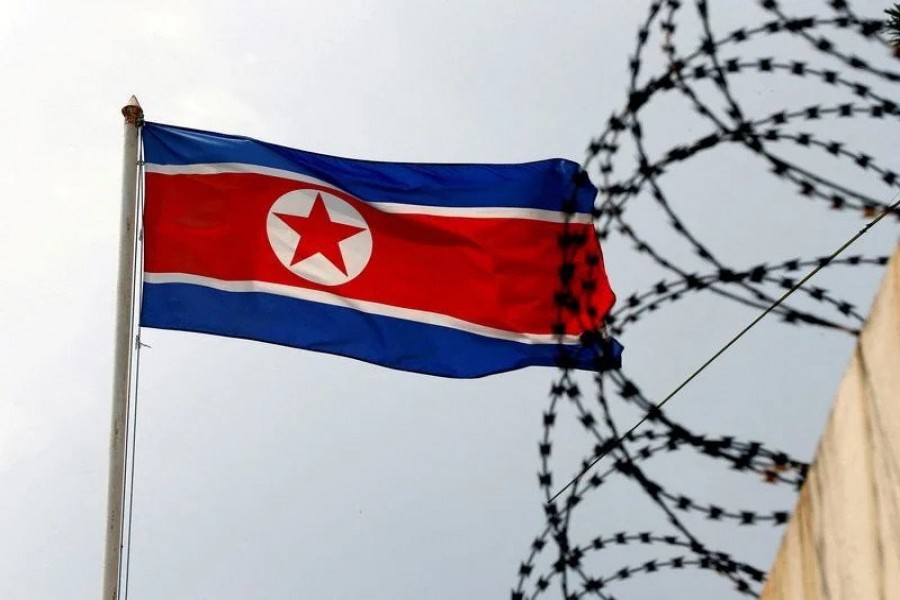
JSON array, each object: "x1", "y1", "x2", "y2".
[{"x1": 1, "y1": 1, "x2": 897, "y2": 599}]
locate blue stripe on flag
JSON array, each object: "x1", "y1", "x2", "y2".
[
  {"x1": 142, "y1": 122, "x2": 597, "y2": 213},
  {"x1": 141, "y1": 282, "x2": 620, "y2": 378}
]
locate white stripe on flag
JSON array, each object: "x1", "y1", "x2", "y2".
[
  {"x1": 143, "y1": 272, "x2": 583, "y2": 346},
  {"x1": 144, "y1": 162, "x2": 594, "y2": 224}
]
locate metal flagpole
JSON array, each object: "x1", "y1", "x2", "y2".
[{"x1": 103, "y1": 96, "x2": 143, "y2": 600}]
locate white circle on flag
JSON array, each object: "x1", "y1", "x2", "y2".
[{"x1": 266, "y1": 187, "x2": 373, "y2": 286}]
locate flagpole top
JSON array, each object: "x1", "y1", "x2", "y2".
[{"x1": 122, "y1": 96, "x2": 143, "y2": 125}]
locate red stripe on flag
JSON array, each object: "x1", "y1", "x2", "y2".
[{"x1": 143, "y1": 172, "x2": 614, "y2": 335}]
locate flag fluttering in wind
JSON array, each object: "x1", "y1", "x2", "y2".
[{"x1": 140, "y1": 122, "x2": 619, "y2": 377}]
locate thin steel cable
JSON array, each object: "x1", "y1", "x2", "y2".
[
  {"x1": 549, "y1": 192, "x2": 900, "y2": 504},
  {"x1": 114, "y1": 126, "x2": 144, "y2": 597},
  {"x1": 122, "y1": 341, "x2": 142, "y2": 600},
  {"x1": 122, "y1": 129, "x2": 146, "y2": 600}
]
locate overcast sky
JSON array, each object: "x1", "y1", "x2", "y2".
[{"x1": 1, "y1": 1, "x2": 897, "y2": 599}]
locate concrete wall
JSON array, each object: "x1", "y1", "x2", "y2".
[{"x1": 761, "y1": 246, "x2": 900, "y2": 599}]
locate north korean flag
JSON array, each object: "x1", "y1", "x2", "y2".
[{"x1": 140, "y1": 123, "x2": 620, "y2": 378}]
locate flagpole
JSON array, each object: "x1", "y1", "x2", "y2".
[{"x1": 103, "y1": 96, "x2": 143, "y2": 600}]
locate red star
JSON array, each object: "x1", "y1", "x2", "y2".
[{"x1": 274, "y1": 193, "x2": 366, "y2": 275}]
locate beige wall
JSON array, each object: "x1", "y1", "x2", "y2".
[{"x1": 761, "y1": 246, "x2": 900, "y2": 599}]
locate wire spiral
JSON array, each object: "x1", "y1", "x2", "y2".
[{"x1": 516, "y1": 1, "x2": 899, "y2": 598}]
